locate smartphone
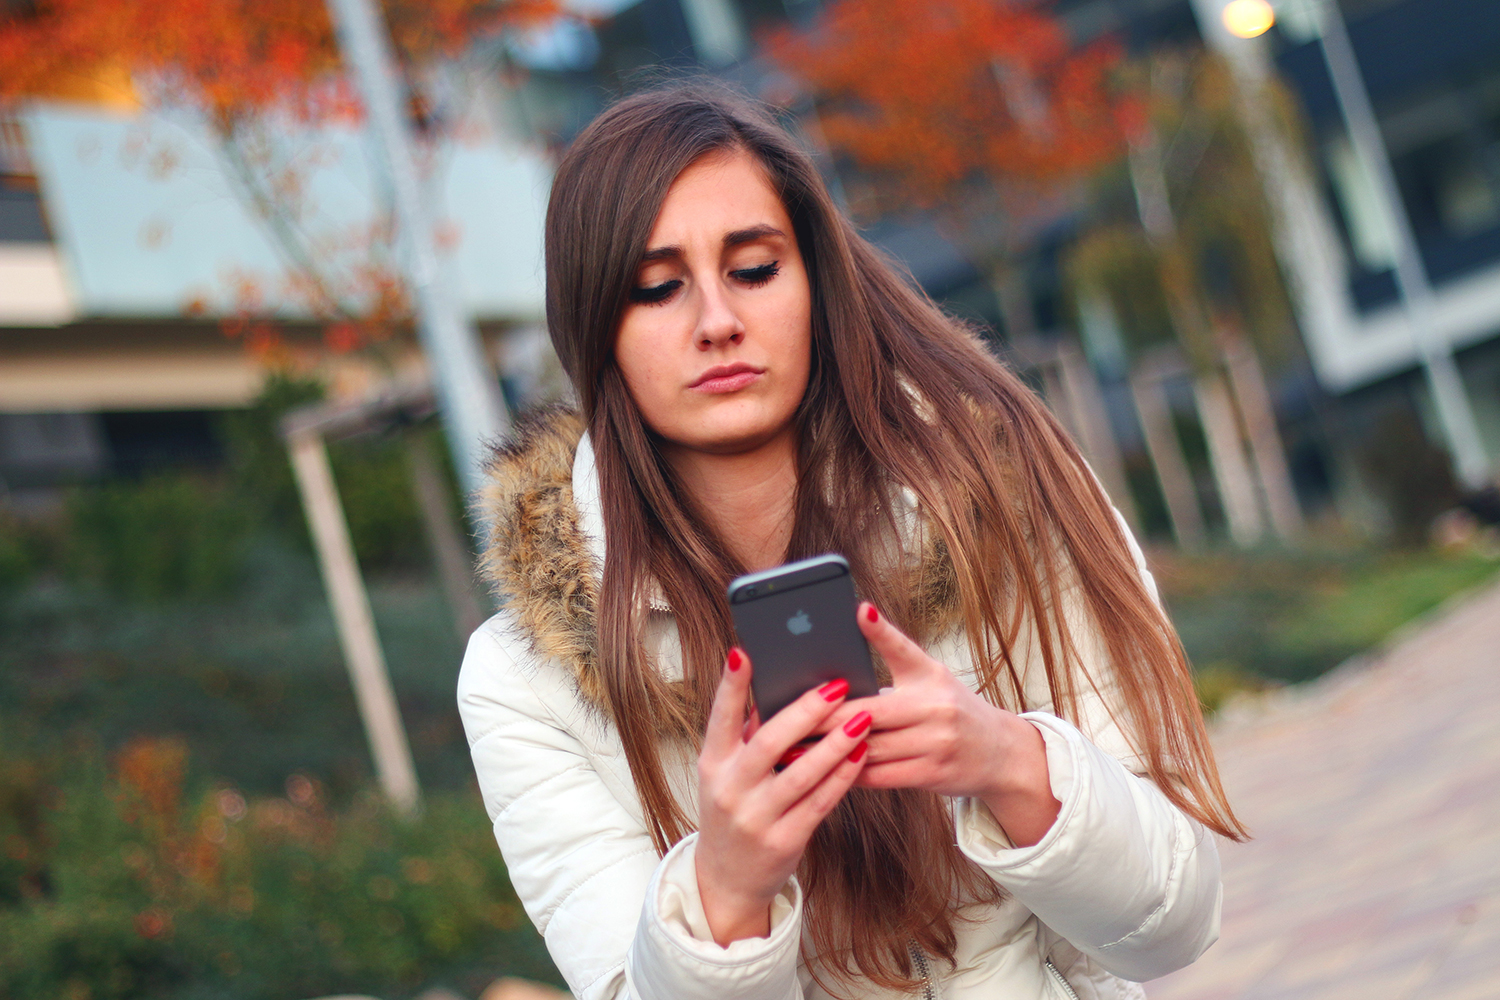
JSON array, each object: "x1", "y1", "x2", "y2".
[{"x1": 727, "y1": 554, "x2": 880, "y2": 721}]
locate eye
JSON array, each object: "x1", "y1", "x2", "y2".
[
  {"x1": 629, "y1": 279, "x2": 682, "y2": 305},
  {"x1": 731, "y1": 262, "x2": 780, "y2": 287}
]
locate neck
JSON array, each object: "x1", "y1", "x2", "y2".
[{"x1": 663, "y1": 426, "x2": 799, "y2": 573}]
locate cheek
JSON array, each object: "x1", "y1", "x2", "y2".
[
  {"x1": 777, "y1": 283, "x2": 815, "y2": 391},
  {"x1": 614, "y1": 323, "x2": 675, "y2": 422}
]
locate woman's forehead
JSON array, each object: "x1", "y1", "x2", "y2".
[{"x1": 643, "y1": 149, "x2": 791, "y2": 254}]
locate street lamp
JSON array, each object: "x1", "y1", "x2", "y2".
[{"x1": 1222, "y1": 0, "x2": 1275, "y2": 39}]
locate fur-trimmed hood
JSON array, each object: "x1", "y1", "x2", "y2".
[
  {"x1": 475, "y1": 405, "x2": 965, "y2": 710},
  {"x1": 477, "y1": 405, "x2": 609, "y2": 708}
]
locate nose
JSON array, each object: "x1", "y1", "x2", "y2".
[{"x1": 695, "y1": 277, "x2": 745, "y2": 350}]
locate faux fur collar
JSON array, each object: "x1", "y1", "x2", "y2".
[
  {"x1": 477, "y1": 405, "x2": 963, "y2": 709},
  {"x1": 477, "y1": 405, "x2": 610, "y2": 708}
]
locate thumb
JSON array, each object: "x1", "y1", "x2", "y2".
[
  {"x1": 703, "y1": 647, "x2": 754, "y2": 759},
  {"x1": 856, "y1": 602, "x2": 934, "y2": 686}
]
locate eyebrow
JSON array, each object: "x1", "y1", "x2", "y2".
[{"x1": 639, "y1": 224, "x2": 786, "y2": 263}]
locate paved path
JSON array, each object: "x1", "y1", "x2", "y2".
[{"x1": 1148, "y1": 578, "x2": 1500, "y2": 1000}]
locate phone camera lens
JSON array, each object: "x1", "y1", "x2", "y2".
[{"x1": 745, "y1": 587, "x2": 757, "y2": 598}]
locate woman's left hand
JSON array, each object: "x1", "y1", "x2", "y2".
[{"x1": 835, "y1": 602, "x2": 1062, "y2": 848}]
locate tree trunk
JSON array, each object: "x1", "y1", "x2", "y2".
[
  {"x1": 1192, "y1": 370, "x2": 1265, "y2": 548},
  {"x1": 1129, "y1": 361, "x2": 1205, "y2": 548},
  {"x1": 406, "y1": 430, "x2": 488, "y2": 639},
  {"x1": 1221, "y1": 330, "x2": 1305, "y2": 543},
  {"x1": 1056, "y1": 339, "x2": 1140, "y2": 529}
]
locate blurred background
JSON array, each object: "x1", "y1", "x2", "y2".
[{"x1": 1, "y1": 0, "x2": 1498, "y2": 997}]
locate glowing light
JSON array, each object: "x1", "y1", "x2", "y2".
[{"x1": 1223, "y1": 0, "x2": 1276, "y2": 38}]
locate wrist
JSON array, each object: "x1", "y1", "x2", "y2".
[
  {"x1": 977, "y1": 713, "x2": 1060, "y2": 847},
  {"x1": 695, "y1": 857, "x2": 776, "y2": 945}
]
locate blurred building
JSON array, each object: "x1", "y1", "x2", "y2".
[
  {"x1": 0, "y1": 91, "x2": 550, "y2": 496},
  {"x1": 1267, "y1": 0, "x2": 1500, "y2": 480}
]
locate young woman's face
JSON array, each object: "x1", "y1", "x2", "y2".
[{"x1": 613, "y1": 148, "x2": 813, "y2": 457}]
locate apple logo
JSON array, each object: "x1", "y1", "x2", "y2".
[{"x1": 787, "y1": 610, "x2": 813, "y2": 635}]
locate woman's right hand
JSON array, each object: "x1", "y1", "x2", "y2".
[{"x1": 694, "y1": 647, "x2": 871, "y2": 946}]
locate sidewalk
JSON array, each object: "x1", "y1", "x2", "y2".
[{"x1": 1148, "y1": 577, "x2": 1500, "y2": 1000}]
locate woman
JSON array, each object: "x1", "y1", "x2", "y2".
[{"x1": 459, "y1": 82, "x2": 1243, "y2": 1000}]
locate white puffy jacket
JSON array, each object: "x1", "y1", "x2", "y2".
[{"x1": 458, "y1": 410, "x2": 1221, "y2": 1000}]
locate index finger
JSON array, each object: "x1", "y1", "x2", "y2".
[{"x1": 702, "y1": 647, "x2": 752, "y2": 762}]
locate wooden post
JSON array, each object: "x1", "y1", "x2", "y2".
[
  {"x1": 1192, "y1": 369, "x2": 1265, "y2": 548},
  {"x1": 1221, "y1": 332, "x2": 1305, "y2": 543},
  {"x1": 1129, "y1": 360, "x2": 1206, "y2": 548},
  {"x1": 1056, "y1": 339, "x2": 1141, "y2": 530},
  {"x1": 287, "y1": 428, "x2": 421, "y2": 816},
  {"x1": 405, "y1": 431, "x2": 488, "y2": 638}
]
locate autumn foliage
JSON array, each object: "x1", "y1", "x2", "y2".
[
  {"x1": 0, "y1": 0, "x2": 555, "y2": 127},
  {"x1": 769, "y1": 0, "x2": 1130, "y2": 208}
]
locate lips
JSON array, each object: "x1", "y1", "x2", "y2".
[{"x1": 689, "y1": 363, "x2": 765, "y2": 393}]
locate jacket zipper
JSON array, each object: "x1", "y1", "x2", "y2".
[
  {"x1": 1045, "y1": 959, "x2": 1081, "y2": 1000},
  {"x1": 908, "y1": 942, "x2": 937, "y2": 1000}
]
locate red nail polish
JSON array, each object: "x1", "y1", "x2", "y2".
[
  {"x1": 843, "y1": 711, "x2": 872, "y2": 738},
  {"x1": 777, "y1": 745, "x2": 808, "y2": 768},
  {"x1": 848, "y1": 742, "x2": 868, "y2": 764},
  {"x1": 727, "y1": 648, "x2": 743, "y2": 672},
  {"x1": 866, "y1": 605, "x2": 879, "y2": 624},
  {"x1": 817, "y1": 678, "x2": 849, "y2": 702}
]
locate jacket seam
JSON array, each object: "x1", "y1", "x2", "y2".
[
  {"x1": 494, "y1": 759, "x2": 596, "y2": 825},
  {"x1": 540, "y1": 844, "x2": 659, "y2": 930},
  {"x1": 576, "y1": 958, "x2": 626, "y2": 995}
]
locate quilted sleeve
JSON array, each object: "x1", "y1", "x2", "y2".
[
  {"x1": 952, "y1": 508, "x2": 1222, "y2": 982},
  {"x1": 457, "y1": 616, "x2": 806, "y2": 1000}
]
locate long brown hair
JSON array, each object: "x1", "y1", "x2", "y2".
[{"x1": 543, "y1": 80, "x2": 1244, "y2": 994}]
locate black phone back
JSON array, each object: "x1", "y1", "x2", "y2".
[{"x1": 728, "y1": 554, "x2": 879, "y2": 721}]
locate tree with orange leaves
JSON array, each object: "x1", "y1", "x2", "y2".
[
  {"x1": 769, "y1": 0, "x2": 1129, "y2": 334},
  {"x1": 0, "y1": 0, "x2": 555, "y2": 360},
  {"x1": 0, "y1": 0, "x2": 554, "y2": 126}
]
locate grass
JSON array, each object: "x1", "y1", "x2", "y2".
[{"x1": 1153, "y1": 542, "x2": 1500, "y2": 710}]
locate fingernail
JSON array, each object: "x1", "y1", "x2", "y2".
[
  {"x1": 777, "y1": 745, "x2": 808, "y2": 768},
  {"x1": 866, "y1": 605, "x2": 879, "y2": 624},
  {"x1": 817, "y1": 678, "x2": 849, "y2": 702},
  {"x1": 848, "y1": 742, "x2": 868, "y2": 764},
  {"x1": 843, "y1": 711, "x2": 872, "y2": 738},
  {"x1": 727, "y1": 648, "x2": 743, "y2": 672}
]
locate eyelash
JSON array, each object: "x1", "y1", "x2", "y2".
[{"x1": 628, "y1": 262, "x2": 781, "y2": 305}]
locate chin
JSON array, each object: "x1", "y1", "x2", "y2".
[{"x1": 675, "y1": 419, "x2": 790, "y2": 456}]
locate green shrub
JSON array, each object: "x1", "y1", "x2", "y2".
[
  {"x1": 63, "y1": 473, "x2": 255, "y2": 602},
  {"x1": 0, "y1": 734, "x2": 557, "y2": 1000},
  {"x1": 217, "y1": 372, "x2": 327, "y2": 550},
  {"x1": 0, "y1": 518, "x2": 33, "y2": 592},
  {"x1": 329, "y1": 437, "x2": 429, "y2": 573},
  {"x1": 219, "y1": 372, "x2": 435, "y2": 574},
  {"x1": 1160, "y1": 544, "x2": 1500, "y2": 688},
  {"x1": 17, "y1": 372, "x2": 455, "y2": 599}
]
